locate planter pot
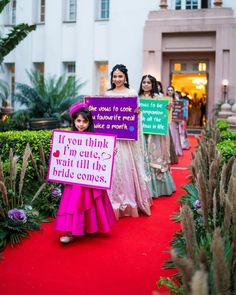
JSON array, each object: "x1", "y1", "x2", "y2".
[
  {"x1": 0, "y1": 106, "x2": 14, "y2": 115},
  {"x1": 29, "y1": 118, "x2": 60, "y2": 130}
]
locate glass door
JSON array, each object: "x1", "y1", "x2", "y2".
[{"x1": 171, "y1": 61, "x2": 208, "y2": 127}]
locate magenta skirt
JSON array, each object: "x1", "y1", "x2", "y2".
[{"x1": 55, "y1": 185, "x2": 116, "y2": 236}]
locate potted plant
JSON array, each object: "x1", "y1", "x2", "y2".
[{"x1": 11, "y1": 70, "x2": 84, "y2": 130}]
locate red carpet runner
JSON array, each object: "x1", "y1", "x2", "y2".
[{"x1": 0, "y1": 136, "x2": 197, "y2": 295}]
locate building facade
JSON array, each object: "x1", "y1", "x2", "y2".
[
  {"x1": 0, "y1": 0, "x2": 236, "y2": 124},
  {"x1": 144, "y1": 0, "x2": 236, "y2": 123}
]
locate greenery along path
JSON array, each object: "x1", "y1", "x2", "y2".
[{"x1": 0, "y1": 136, "x2": 197, "y2": 295}]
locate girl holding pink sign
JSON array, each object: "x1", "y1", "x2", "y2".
[
  {"x1": 104, "y1": 64, "x2": 152, "y2": 218},
  {"x1": 55, "y1": 102, "x2": 116, "y2": 243}
]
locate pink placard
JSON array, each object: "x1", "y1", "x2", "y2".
[{"x1": 47, "y1": 130, "x2": 116, "y2": 189}]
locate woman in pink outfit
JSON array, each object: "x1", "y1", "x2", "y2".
[{"x1": 55, "y1": 103, "x2": 116, "y2": 243}]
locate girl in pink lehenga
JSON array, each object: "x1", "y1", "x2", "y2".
[
  {"x1": 104, "y1": 64, "x2": 152, "y2": 218},
  {"x1": 55, "y1": 103, "x2": 116, "y2": 243}
]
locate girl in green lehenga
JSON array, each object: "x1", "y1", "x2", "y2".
[{"x1": 138, "y1": 75, "x2": 176, "y2": 197}]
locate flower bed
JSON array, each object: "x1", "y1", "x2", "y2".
[
  {"x1": 158, "y1": 120, "x2": 236, "y2": 294},
  {"x1": 0, "y1": 131, "x2": 61, "y2": 253}
]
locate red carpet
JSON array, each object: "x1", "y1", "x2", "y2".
[{"x1": 0, "y1": 136, "x2": 197, "y2": 295}]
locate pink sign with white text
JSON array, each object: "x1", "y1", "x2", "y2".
[{"x1": 48, "y1": 130, "x2": 116, "y2": 189}]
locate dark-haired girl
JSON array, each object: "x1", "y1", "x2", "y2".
[
  {"x1": 138, "y1": 75, "x2": 176, "y2": 197},
  {"x1": 55, "y1": 102, "x2": 116, "y2": 243}
]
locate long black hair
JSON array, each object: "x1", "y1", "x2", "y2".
[
  {"x1": 72, "y1": 107, "x2": 95, "y2": 132},
  {"x1": 108, "y1": 64, "x2": 130, "y2": 90},
  {"x1": 166, "y1": 85, "x2": 175, "y2": 99},
  {"x1": 156, "y1": 81, "x2": 164, "y2": 95},
  {"x1": 138, "y1": 74, "x2": 157, "y2": 97}
]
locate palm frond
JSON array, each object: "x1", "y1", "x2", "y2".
[
  {"x1": 0, "y1": 23, "x2": 36, "y2": 63},
  {"x1": 13, "y1": 70, "x2": 85, "y2": 124},
  {"x1": 0, "y1": 0, "x2": 10, "y2": 14}
]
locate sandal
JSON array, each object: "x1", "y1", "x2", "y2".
[{"x1": 60, "y1": 234, "x2": 74, "y2": 244}]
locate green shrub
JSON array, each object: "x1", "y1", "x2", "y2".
[
  {"x1": 0, "y1": 130, "x2": 52, "y2": 160},
  {"x1": 220, "y1": 130, "x2": 236, "y2": 141},
  {"x1": 215, "y1": 118, "x2": 229, "y2": 131},
  {"x1": 0, "y1": 130, "x2": 53, "y2": 210},
  {"x1": 216, "y1": 140, "x2": 236, "y2": 161}
]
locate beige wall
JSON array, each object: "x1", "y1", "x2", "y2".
[{"x1": 143, "y1": 7, "x2": 236, "y2": 119}]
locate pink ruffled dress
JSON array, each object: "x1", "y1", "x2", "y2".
[{"x1": 55, "y1": 184, "x2": 116, "y2": 236}]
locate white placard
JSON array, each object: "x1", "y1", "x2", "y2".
[{"x1": 48, "y1": 130, "x2": 116, "y2": 189}]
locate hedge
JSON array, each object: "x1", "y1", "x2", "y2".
[{"x1": 0, "y1": 130, "x2": 52, "y2": 160}]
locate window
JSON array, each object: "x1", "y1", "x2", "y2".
[
  {"x1": 64, "y1": 62, "x2": 76, "y2": 79},
  {"x1": 63, "y1": 62, "x2": 76, "y2": 88},
  {"x1": 32, "y1": 0, "x2": 45, "y2": 23},
  {"x1": 3, "y1": 63, "x2": 15, "y2": 99},
  {"x1": 40, "y1": 0, "x2": 45, "y2": 23},
  {"x1": 64, "y1": 0, "x2": 77, "y2": 22},
  {"x1": 34, "y1": 62, "x2": 44, "y2": 74},
  {"x1": 192, "y1": 62, "x2": 207, "y2": 72},
  {"x1": 95, "y1": 62, "x2": 108, "y2": 95},
  {"x1": 186, "y1": 0, "x2": 198, "y2": 9},
  {"x1": 175, "y1": 0, "x2": 182, "y2": 10},
  {"x1": 174, "y1": 63, "x2": 181, "y2": 71},
  {"x1": 198, "y1": 63, "x2": 206, "y2": 72},
  {"x1": 68, "y1": 0, "x2": 77, "y2": 21},
  {"x1": 174, "y1": 0, "x2": 209, "y2": 9},
  {"x1": 192, "y1": 63, "x2": 198, "y2": 71},
  {"x1": 63, "y1": 62, "x2": 76, "y2": 94},
  {"x1": 97, "y1": 0, "x2": 109, "y2": 20},
  {"x1": 172, "y1": 61, "x2": 206, "y2": 73},
  {"x1": 173, "y1": 63, "x2": 187, "y2": 72},
  {"x1": 4, "y1": 0, "x2": 16, "y2": 25},
  {"x1": 11, "y1": 0, "x2": 16, "y2": 24}
]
